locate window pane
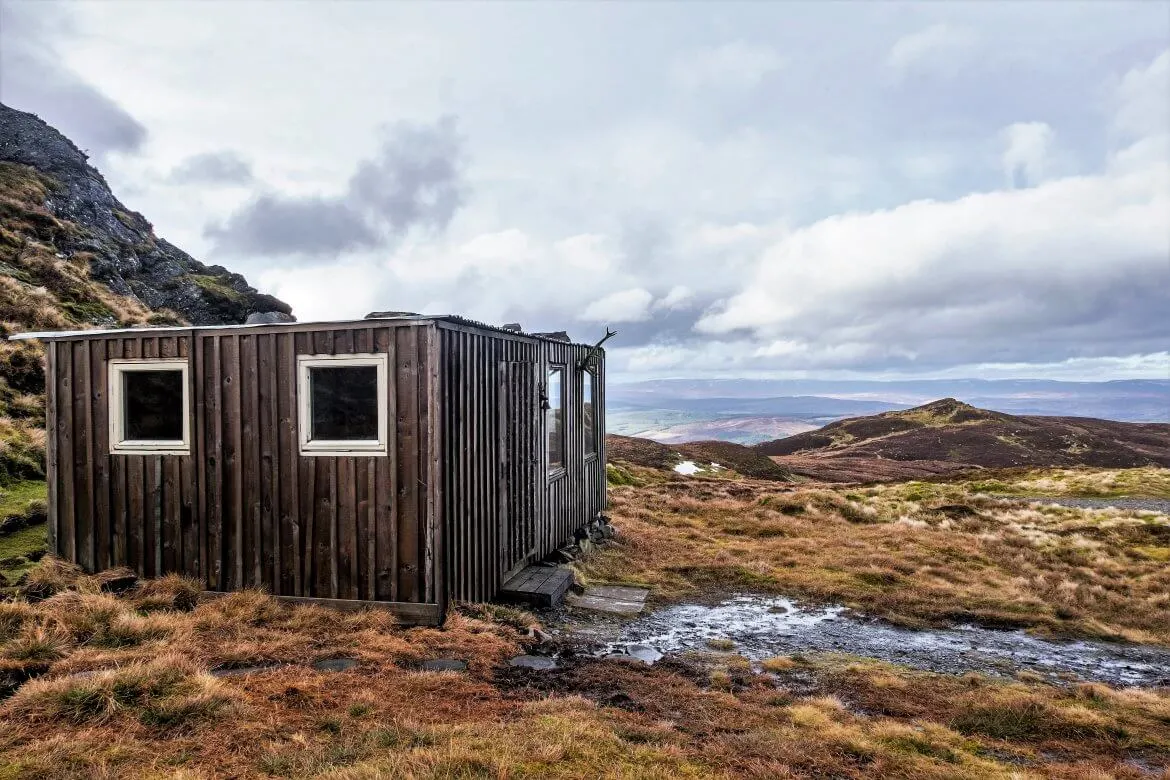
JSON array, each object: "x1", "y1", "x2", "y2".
[
  {"x1": 583, "y1": 371, "x2": 596, "y2": 455},
  {"x1": 547, "y1": 368, "x2": 564, "y2": 470},
  {"x1": 310, "y1": 366, "x2": 379, "y2": 441},
  {"x1": 123, "y1": 370, "x2": 184, "y2": 441}
]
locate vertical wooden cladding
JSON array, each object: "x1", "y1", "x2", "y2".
[
  {"x1": 541, "y1": 339, "x2": 606, "y2": 560},
  {"x1": 46, "y1": 322, "x2": 441, "y2": 617},
  {"x1": 438, "y1": 323, "x2": 605, "y2": 603},
  {"x1": 44, "y1": 316, "x2": 601, "y2": 616},
  {"x1": 50, "y1": 334, "x2": 195, "y2": 579},
  {"x1": 197, "y1": 323, "x2": 438, "y2": 605}
]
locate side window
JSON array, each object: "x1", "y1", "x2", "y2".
[
  {"x1": 547, "y1": 366, "x2": 564, "y2": 472},
  {"x1": 583, "y1": 370, "x2": 597, "y2": 456},
  {"x1": 108, "y1": 359, "x2": 190, "y2": 454},
  {"x1": 297, "y1": 354, "x2": 388, "y2": 455}
]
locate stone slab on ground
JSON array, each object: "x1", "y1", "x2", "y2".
[
  {"x1": 566, "y1": 585, "x2": 651, "y2": 616},
  {"x1": 509, "y1": 654, "x2": 558, "y2": 670},
  {"x1": 588, "y1": 585, "x2": 650, "y2": 603}
]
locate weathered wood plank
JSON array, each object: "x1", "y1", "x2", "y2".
[
  {"x1": 395, "y1": 326, "x2": 420, "y2": 602},
  {"x1": 56, "y1": 341, "x2": 75, "y2": 561},
  {"x1": 374, "y1": 328, "x2": 397, "y2": 601},
  {"x1": 205, "y1": 335, "x2": 223, "y2": 589},
  {"x1": 221, "y1": 335, "x2": 243, "y2": 590},
  {"x1": 89, "y1": 339, "x2": 109, "y2": 571},
  {"x1": 72, "y1": 339, "x2": 93, "y2": 571},
  {"x1": 278, "y1": 332, "x2": 300, "y2": 595},
  {"x1": 241, "y1": 334, "x2": 262, "y2": 588},
  {"x1": 198, "y1": 591, "x2": 441, "y2": 625},
  {"x1": 258, "y1": 332, "x2": 279, "y2": 594}
]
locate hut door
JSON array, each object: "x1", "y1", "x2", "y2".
[{"x1": 498, "y1": 360, "x2": 539, "y2": 578}]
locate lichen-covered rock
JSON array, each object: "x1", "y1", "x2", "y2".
[
  {"x1": 0, "y1": 103, "x2": 290, "y2": 325},
  {"x1": 245, "y1": 311, "x2": 297, "y2": 325}
]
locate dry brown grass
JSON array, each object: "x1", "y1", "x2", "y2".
[
  {"x1": 584, "y1": 467, "x2": 1170, "y2": 645},
  {"x1": 0, "y1": 561, "x2": 1167, "y2": 777}
]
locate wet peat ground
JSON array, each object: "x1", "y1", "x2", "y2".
[{"x1": 554, "y1": 595, "x2": 1170, "y2": 688}]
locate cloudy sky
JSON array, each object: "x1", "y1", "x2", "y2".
[{"x1": 2, "y1": 1, "x2": 1168, "y2": 381}]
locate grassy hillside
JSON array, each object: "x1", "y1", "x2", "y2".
[
  {"x1": 0, "y1": 162, "x2": 172, "y2": 487},
  {"x1": 756, "y1": 398, "x2": 1170, "y2": 478}
]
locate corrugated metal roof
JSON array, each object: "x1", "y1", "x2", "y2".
[{"x1": 7, "y1": 314, "x2": 598, "y2": 349}]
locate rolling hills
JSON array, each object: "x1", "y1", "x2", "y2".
[{"x1": 755, "y1": 398, "x2": 1170, "y2": 482}]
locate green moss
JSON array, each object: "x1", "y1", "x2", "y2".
[
  {"x1": 0, "y1": 480, "x2": 47, "y2": 517},
  {"x1": 607, "y1": 463, "x2": 643, "y2": 487},
  {"x1": 0, "y1": 521, "x2": 48, "y2": 585},
  {"x1": 188, "y1": 274, "x2": 244, "y2": 303},
  {"x1": 60, "y1": 298, "x2": 116, "y2": 324}
]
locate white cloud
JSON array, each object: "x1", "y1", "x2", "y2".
[
  {"x1": 887, "y1": 24, "x2": 975, "y2": 78},
  {"x1": 654, "y1": 285, "x2": 694, "y2": 310},
  {"x1": 673, "y1": 41, "x2": 782, "y2": 91},
  {"x1": 581, "y1": 288, "x2": 654, "y2": 323},
  {"x1": 1001, "y1": 121, "x2": 1054, "y2": 187}
]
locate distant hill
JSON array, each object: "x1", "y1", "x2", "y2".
[
  {"x1": 755, "y1": 398, "x2": 1170, "y2": 481},
  {"x1": 609, "y1": 378, "x2": 1170, "y2": 423},
  {"x1": 607, "y1": 434, "x2": 795, "y2": 482}
]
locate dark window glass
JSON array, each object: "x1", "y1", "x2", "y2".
[
  {"x1": 547, "y1": 367, "x2": 564, "y2": 471},
  {"x1": 583, "y1": 371, "x2": 597, "y2": 455},
  {"x1": 310, "y1": 366, "x2": 379, "y2": 441},
  {"x1": 123, "y1": 370, "x2": 184, "y2": 441}
]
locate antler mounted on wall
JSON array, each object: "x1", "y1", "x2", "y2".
[{"x1": 577, "y1": 327, "x2": 617, "y2": 371}]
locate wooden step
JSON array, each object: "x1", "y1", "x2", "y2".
[{"x1": 499, "y1": 565, "x2": 574, "y2": 608}]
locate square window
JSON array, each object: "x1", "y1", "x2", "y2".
[
  {"x1": 298, "y1": 354, "x2": 388, "y2": 455},
  {"x1": 108, "y1": 359, "x2": 190, "y2": 454}
]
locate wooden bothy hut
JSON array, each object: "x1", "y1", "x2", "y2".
[{"x1": 11, "y1": 314, "x2": 608, "y2": 624}]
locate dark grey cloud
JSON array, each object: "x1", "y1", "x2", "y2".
[
  {"x1": 169, "y1": 151, "x2": 253, "y2": 185},
  {"x1": 205, "y1": 195, "x2": 378, "y2": 256},
  {"x1": 348, "y1": 116, "x2": 464, "y2": 234},
  {"x1": 207, "y1": 116, "x2": 465, "y2": 258},
  {"x1": 0, "y1": 0, "x2": 146, "y2": 158}
]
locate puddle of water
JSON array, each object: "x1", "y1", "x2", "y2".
[{"x1": 601, "y1": 595, "x2": 1170, "y2": 687}]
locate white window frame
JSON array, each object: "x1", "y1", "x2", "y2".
[
  {"x1": 297, "y1": 353, "x2": 389, "y2": 456},
  {"x1": 108, "y1": 358, "x2": 191, "y2": 455}
]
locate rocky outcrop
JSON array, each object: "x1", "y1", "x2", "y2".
[{"x1": 0, "y1": 103, "x2": 290, "y2": 325}]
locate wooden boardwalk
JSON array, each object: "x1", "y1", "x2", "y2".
[{"x1": 499, "y1": 565, "x2": 573, "y2": 607}]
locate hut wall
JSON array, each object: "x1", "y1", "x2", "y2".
[
  {"x1": 45, "y1": 322, "x2": 441, "y2": 620},
  {"x1": 437, "y1": 322, "x2": 605, "y2": 602}
]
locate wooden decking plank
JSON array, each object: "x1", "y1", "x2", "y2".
[{"x1": 498, "y1": 565, "x2": 574, "y2": 607}]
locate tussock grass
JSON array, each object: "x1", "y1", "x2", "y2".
[
  {"x1": 0, "y1": 569, "x2": 1166, "y2": 777},
  {"x1": 3, "y1": 470, "x2": 1170, "y2": 777},
  {"x1": 966, "y1": 466, "x2": 1170, "y2": 499},
  {"x1": 587, "y1": 466, "x2": 1170, "y2": 645},
  {"x1": 7, "y1": 653, "x2": 232, "y2": 728}
]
